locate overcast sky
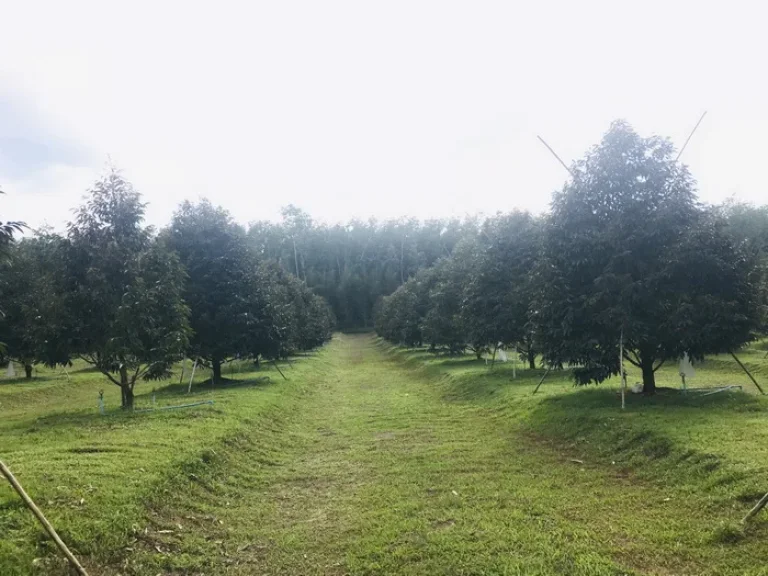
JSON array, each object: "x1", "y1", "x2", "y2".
[{"x1": 1, "y1": 1, "x2": 767, "y2": 231}]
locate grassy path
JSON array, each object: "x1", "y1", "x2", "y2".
[{"x1": 124, "y1": 334, "x2": 768, "y2": 576}]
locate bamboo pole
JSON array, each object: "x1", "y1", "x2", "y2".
[
  {"x1": 537, "y1": 136, "x2": 575, "y2": 177},
  {"x1": 532, "y1": 368, "x2": 551, "y2": 395},
  {"x1": 620, "y1": 329, "x2": 626, "y2": 410},
  {"x1": 742, "y1": 491, "x2": 768, "y2": 524},
  {"x1": 187, "y1": 358, "x2": 198, "y2": 394},
  {"x1": 675, "y1": 111, "x2": 707, "y2": 162},
  {"x1": 729, "y1": 351, "x2": 765, "y2": 395},
  {"x1": 0, "y1": 460, "x2": 89, "y2": 576},
  {"x1": 272, "y1": 360, "x2": 288, "y2": 381}
]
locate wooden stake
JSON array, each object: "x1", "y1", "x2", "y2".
[
  {"x1": 742, "y1": 491, "x2": 768, "y2": 524},
  {"x1": 272, "y1": 360, "x2": 288, "y2": 381},
  {"x1": 187, "y1": 358, "x2": 198, "y2": 394},
  {"x1": 0, "y1": 460, "x2": 89, "y2": 576},
  {"x1": 620, "y1": 328, "x2": 626, "y2": 410},
  {"x1": 533, "y1": 368, "x2": 551, "y2": 395},
  {"x1": 729, "y1": 351, "x2": 765, "y2": 395}
]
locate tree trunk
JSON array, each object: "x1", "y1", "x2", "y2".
[
  {"x1": 641, "y1": 357, "x2": 656, "y2": 395},
  {"x1": 212, "y1": 358, "x2": 222, "y2": 383},
  {"x1": 119, "y1": 365, "x2": 134, "y2": 410},
  {"x1": 24, "y1": 364, "x2": 33, "y2": 379},
  {"x1": 475, "y1": 350, "x2": 483, "y2": 361},
  {"x1": 527, "y1": 351, "x2": 536, "y2": 370}
]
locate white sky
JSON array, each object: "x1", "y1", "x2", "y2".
[{"x1": 1, "y1": 0, "x2": 767, "y2": 231}]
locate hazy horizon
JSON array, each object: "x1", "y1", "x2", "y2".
[{"x1": 3, "y1": 1, "x2": 767, "y2": 231}]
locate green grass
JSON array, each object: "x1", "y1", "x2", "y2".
[{"x1": 2, "y1": 337, "x2": 768, "y2": 575}]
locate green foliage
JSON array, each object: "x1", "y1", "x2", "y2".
[
  {"x1": 0, "y1": 233, "x2": 70, "y2": 373},
  {"x1": 375, "y1": 217, "x2": 544, "y2": 361},
  {"x1": 717, "y1": 200, "x2": 768, "y2": 332},
  {"x1": 166, "y1": 201, "x2": 334, "y2": 378},
  {"x1": 165, "y1": 200, "x2": 274, "y2": 378},
  {"x1": 374, "y1": 267, "x2": 436, "y2": 346},
  {"x1": 0, "y1": 189, "x2": 25, "y2": 258},
  {"x1": 535, "y1": 121, "x2": 762, "y2": 393},
  {"x1": 462, "y1": 213, "x2": 541, "y2": 363},
  {"x1": 62, "y1": 170, "x2": 191, "y2": 407},
  {"x1": 249, "y1": 209, "x2": 477, "y2": 328},
  {"x1": 421, "y1": 254, "x2": 472, "y2": 354}
]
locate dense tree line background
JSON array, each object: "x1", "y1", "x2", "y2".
[
  {"x1": 2, "y1": 120, "x2": 768, "y2": 399},
  {"x1": 248, "y1": 208, "x2": 477, "y2": 328}
]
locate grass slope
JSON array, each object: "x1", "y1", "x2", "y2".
[
  {"x1": 0, "y1": 356, "x2": 320, "y2": 575},
  {"x1": 2, "y1": 335, "x2": 768, "y2": 575}
]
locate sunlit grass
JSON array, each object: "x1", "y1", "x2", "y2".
[{"x1": 2, "y1": 337, "x2": 768, "y2": 575}]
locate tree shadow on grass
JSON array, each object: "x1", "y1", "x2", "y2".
[
  {"x1": 538, "y1": 386, "x2": 766, "y2": 412},
  {"x1": 155, "y1": 375, "x2": 275, "y2": 398},
  {"x1": 437, "y1": 366, "x2": 548, "y2": 402},
  {"x1": 2, "y1": 376, "x2": 275, "y2": 434}
]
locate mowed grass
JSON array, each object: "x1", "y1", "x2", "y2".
[
  {"x1": 2, "y1": 335, "x2": 768, "y2": 575},
  {"x1": 0, "y1": 356, "x2": 322, "y2": 575}
]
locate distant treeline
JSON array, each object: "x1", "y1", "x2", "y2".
[{"x1": 248, "y1": 208, "x2": 479, "y2": 328}]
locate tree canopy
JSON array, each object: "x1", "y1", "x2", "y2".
[
  {"x1": 374, "y1": 121, "x2": 764, "y2": 396},
  {"x1": 62, "y1": 170, "x2": 191, "y2": 408},
  {"x1": 535, "y1": 121, "x2": 761, "y2": 393}
]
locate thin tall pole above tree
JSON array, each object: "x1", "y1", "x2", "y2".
[
  {"x1": 675, "y1": 111, "x2": 707, "y2": 162},
  {"x1": 400, "y1": 235, "x2": 406, "y2": 284},
  {"x1": 537, "y1": 135, "x2": 574, "y2": 178}
]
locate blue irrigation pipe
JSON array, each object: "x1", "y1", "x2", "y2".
[{"x1": 133, "y1": 400, "x2": 214, "y2": 414}]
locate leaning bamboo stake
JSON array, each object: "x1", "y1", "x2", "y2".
[
  {"x1": 532, "y1": 368, "x2": 551, "y2": 395},
  {"x1": 729, "y1": 351, "x2": 765, "y2": 395},
  {"x1": 742, "y1": 491, "x2": 768, "y2": 524},
  {"x1": 620, "y1": 328, "x2": 626, "y2": 410},
  {"x1": 0, "y1": 460, "x2": 89, "y2": 576},
  {"x1": 187, "y1": 358, "x2": 198, "y2": 394},
  {"x1": 272, "y1": 360, "x2": 288, "y2": 381}
]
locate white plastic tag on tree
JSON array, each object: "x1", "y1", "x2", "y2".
[
  {"x1": 6, "y1": 362, "x2": 15, "y2": 377},
  {"x1": 679, "y1": 353, "x2": 695, "y2": 378}
]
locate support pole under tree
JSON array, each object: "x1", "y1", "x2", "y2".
[
  {"x1": 532, "y1": 368, "x2": 551, "y2": 395},
  {"x1": 729, "y1": 351, "x2": 765, "y2": 395},
  {"x1": 742, "y1": 491, "x2": 768, "y2": 524},
  {"x1": 0, "y1": 460, "x2": 89, "y2": 576},
  {"x1": 620, "y1": 329, "x2": 626, "y2": 410},
  {"x1": 187, "y1": 358, "x2": 198, "y2": 394},
  {"x1": 272, "y1": 360, "x2": 288, "y2": 381}
]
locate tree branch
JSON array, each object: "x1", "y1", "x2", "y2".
[
  {"x1": 653, "y1": 359, "x2": 666, "y2": 372},
  {"x1": 623, "y1": 352, "x2": 640, "y2": 368},
  {"x1": 131, "y1": 365, "x2": 142, "y2": 387},
  {"x1": 100, "y1": 370, "x2": 122, "y2": 387}
]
